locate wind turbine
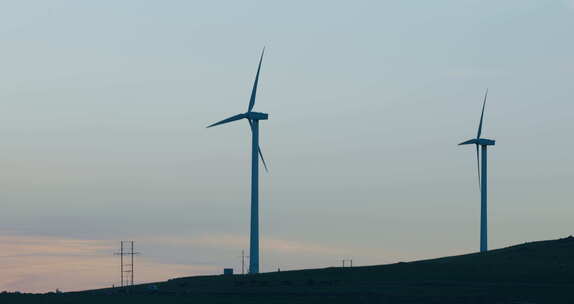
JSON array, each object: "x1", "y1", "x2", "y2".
[
  {"x1": 459, "y1": 89, "x2": 495, "y2": 253},
  {"x1": 207, "y1": 48, "x2": 268, "y2": 274}
]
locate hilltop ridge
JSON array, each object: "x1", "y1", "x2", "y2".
[
  {"x1": 96, "y1": 236, "x2": 574, "y2": 302},
  {"x1": 3, "y1": 236, "x2": 574, "y2": 303}
]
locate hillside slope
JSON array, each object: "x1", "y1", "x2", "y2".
[{"x1": 4, "y1": 236, "x2": 574, "y2": 303}]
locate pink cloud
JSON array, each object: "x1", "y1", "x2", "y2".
[
  {"x1": 144, "y1": 234, "x2": 353, "y2": 255},
  {"x1": 0, "y1": 233, "x2": 467, "y2": 293},
  {"x1": 0, "y1": 234, "x2": 216, "y2": 293}
]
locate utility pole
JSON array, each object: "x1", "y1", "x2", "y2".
[
  {"x1": 130, "y1": 241, "x2": 135, "y2": 285},
  {"x1": 341, "y1": 258, "x2": 353, "y2": 268},
  {"x1": 120, "y1": 242, "x2": 123, "y2": 286},
  {"x1": 114, "y1": 241, "x2": 140, "y2": 287},
  {"x1": 239, "y1": 250, "x2": 250, "y2": 275}
]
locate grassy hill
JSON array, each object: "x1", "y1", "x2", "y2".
[{"x1": 3, "y1": 236, "x2": 574, "y2": 303}]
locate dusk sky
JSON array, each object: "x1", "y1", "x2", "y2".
[{"x1": 1, "y1": 0, "x2": 573, "y2": 292}]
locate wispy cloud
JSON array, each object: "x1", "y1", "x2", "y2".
[
  {"x1": 145, "y1": 234, "x2": 354, "y2": 256},
  {"x1": 0, "y1": 234, "x2": 216, "y2": 293},
  {"x1": 0, "y1": 235, "x2": 112, "y2": 258},
  {"x1": 0, "y1": 233, "x2": 361, "y2": 293},
  {"x1": 0, "y1": 232, "x2": 460, "y2": 293}
]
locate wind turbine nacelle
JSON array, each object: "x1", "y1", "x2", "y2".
[
  {"x1": 459, "y1": 138, "x2": 496, "y2": 146},
  {"x1": 246, "y1": 112, "x2": 269, "y2": 120}
]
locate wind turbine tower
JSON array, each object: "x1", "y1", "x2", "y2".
[
  {"x1": 459, "y1": 89, "x2": 495, "y2": 253},
  {"x1": 207, "y1": 49, "x2": 269, "y2": 274}
]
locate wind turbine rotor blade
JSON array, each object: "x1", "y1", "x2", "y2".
[
  {"x1": 206, "y1": 113, "x2": 247, "y2": 128},
  {"x1": 247, "y1": 48, "x2": 265, "y2": 112},
  {"x1": 258, "y1": 145, "x2": 268, "y2": 172},
  {"x1": 248, "y1": 119, "x2": 269, "y2": 172},
  {"x1": 459, "y1": 139, "x2": 477, "y2": 145},
  {"x1": 476, "y1": 88, "x2": 488, "y2": 139},
  {"x1": 476, "y1": 144, "x2": 481, "y2": 189}
]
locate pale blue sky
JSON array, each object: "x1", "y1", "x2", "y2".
[{"x1": 0, "y1": 0, "x2": 573, "y2": 291}]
